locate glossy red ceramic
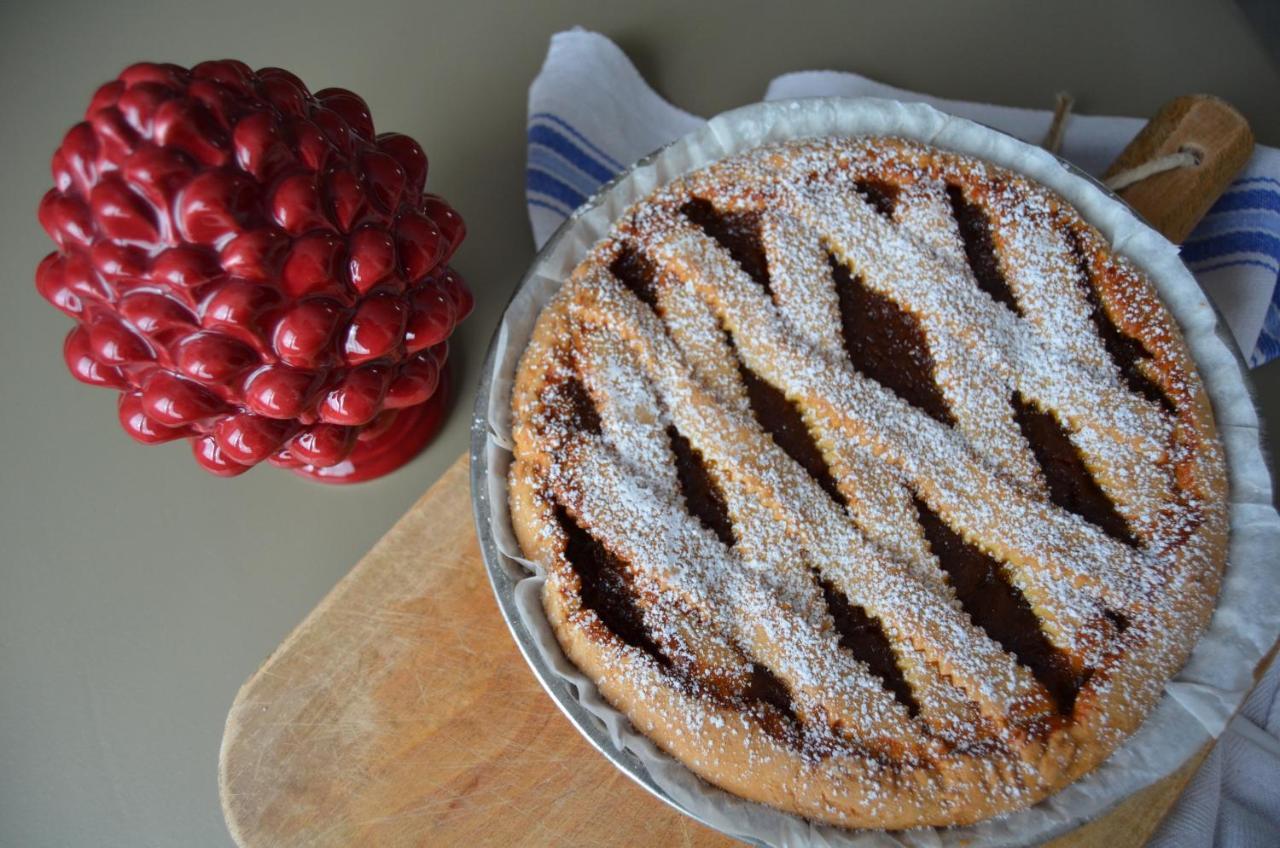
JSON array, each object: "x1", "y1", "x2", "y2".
[{"x1": 37, "y1": 60, "x2": 471, "y2": 481}]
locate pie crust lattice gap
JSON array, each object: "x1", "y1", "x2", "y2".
[{"x1": 509, "y1": 137, "x2": 1228, "y2": 829}]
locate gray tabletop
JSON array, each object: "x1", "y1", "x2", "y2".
[{"x1": 2, "y1": 1, "x2": 1278, "y2": 846}]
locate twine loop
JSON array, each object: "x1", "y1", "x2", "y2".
[{"x1": 1039, "y1": 92, "x2": 1202, "y2": 192}]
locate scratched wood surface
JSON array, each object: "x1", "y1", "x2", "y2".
[
  {"x1": 221, "y1": 455, "x2": 724, "y2": 846},
  {"x1": 220, "y1": 97, "x2": 1257, "y2": 847}
]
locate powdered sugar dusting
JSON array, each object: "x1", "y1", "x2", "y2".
[{"x1": 508, "y1": 136, "x2": 1227, "y2": 828}]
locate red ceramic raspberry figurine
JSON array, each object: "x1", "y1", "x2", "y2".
[{"x1": 36, "y1": 60, "x2": 473, "y2": 482}]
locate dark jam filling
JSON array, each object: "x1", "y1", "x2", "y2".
[
  {"x1": 744, "y1": 663, "x2": 799, "y2": 723},
  {"x1": 742, "y1": 663, "x2": 803, "y2": 746},
  {"x1": 1012, "y1": 392, "x2": 1139, "y2": 547},
  {"x1": 556, "y1": 375, "x2": 601, "y2": 435},
  {"x1": 853, "y1": 177, "x2": 900, "y2": 218},
  {"x1": 945, "y1": 182, "x2": 1022, "y2": 314},
  {"x1": 680, "y1": 198, "x2": 773, "y2": 298},
  {"x1": 913, "y1": 497, "x2": 1089, "y2": 714},
  {"x1": 1104, "y1": 608, "x2": 1131, "y2": 634},
  {"x1": 1066, "y1": 230, "x2": 1175, "y2": 414},
  {"x1": 819, "y1": 577, "x2": 920, "y2": 716},
  {"x1": 729, "y1": 335, "x2": 847, "y2": 508},
  {"x1": 831, "y1": 255, "x2": 955, "y2": 426},
  {"x1": 556, "y1": 505, "x2": 666, "y2": 663},
  {"x1": 666, "y1": 424, "x2": 736, "y2": 547},
  {"x1": 610, "y1": 243, "x2": 661, "y2": 312}
]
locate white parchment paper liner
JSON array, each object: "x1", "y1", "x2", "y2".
[{"x1": 477, "y1": 98, "x2": 1280, "y2": 847}]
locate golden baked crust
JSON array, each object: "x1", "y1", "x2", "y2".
[{"x1": 508, "y1": 137, "x2": 1228, "y2": 829}]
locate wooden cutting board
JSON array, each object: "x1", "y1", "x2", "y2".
[{"x1": 220, "y1": 96, "x2": 1255, "y2": 847}]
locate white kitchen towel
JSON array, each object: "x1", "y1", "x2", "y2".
[{"x1": 524, "y1": 28, "x2": 1280, "y2": 847}]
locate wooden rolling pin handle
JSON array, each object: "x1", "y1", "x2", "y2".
[{"x1": 1104, "y1": 95, "x2": 1254, "y2": 244}]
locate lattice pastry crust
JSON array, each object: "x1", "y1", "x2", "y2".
[{"x1": 508, "y1": 137, "x2": 1228, "y2": 829}]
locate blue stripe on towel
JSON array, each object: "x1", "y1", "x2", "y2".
[
  {"x1": 1182, "y1": 231, "x2": 1280, "y2": 266},
  {"x1": 1187, "y1": 210, "x2": 1280, "y2": 241},
  {"x1": 1253, "y1": 298, "x2": 1280, "y2": 367},
  {"x1": 527, "y1": 124, "x2": 618, "y2": 185},
  {"x1": 526, "y1": 167, "x2": 588, "y2": 212},
  {"x1": 529, "y1": 112, "x2": 626, "y2": 171},
  {"x1": 1190, "y1": 257, "x2": 1280, "y2": 275},
  {"x1": 1234, "y1": 175, "x2": 1280, "y2": 190},
  {"x1": 527, "y1": 146, "x2": 607, "y2": 196},
  {"x1": 1202, "y1": 187, "x2": 1280, "y2": 216},
  {"x1": 1187, "y1": 181, "x2": 1280, "y2": 366}
]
